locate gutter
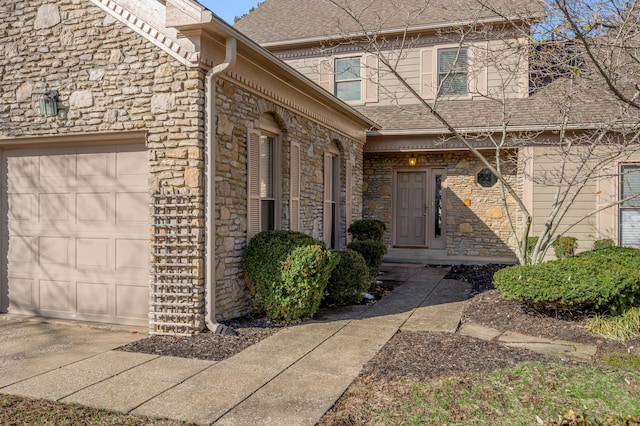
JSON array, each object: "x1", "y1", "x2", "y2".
[
  {"x1": 204, "y1": 37, "x2": 237, "y2": 334},
  {"x1": 367, "y1": 123, "x2": 617, "y2": 137}
]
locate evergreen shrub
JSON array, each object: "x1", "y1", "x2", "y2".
[
  {"x1": 552, "y1": 236, "x2": 578, "y2": 259},
  {"x1": 348, "y1": 219, "x2": 386, "y2": 242},
  {"x1": 494, "y1": 247, "x2": 640, "y2": 315},
  {"x1": 593, "y1": 239, "x2": 615, "y2": 250},
  {"x1": 325, "y1": 249, "x2": 371, "y2": 305},
  {"x1": 347, "y1": 239, "x2": 386, "y2": 279},
  {"x1": 243, "y1": 230, "x2": 339, "y2": 321}
]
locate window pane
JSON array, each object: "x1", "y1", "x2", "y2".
[
  {"x1": 438, "y1": 48, "x2": 468, "y2": 96},
  {"x1": 259, "y1": 135, "x2": 273, "y2": 198},
  {"x1": 438, "y1": 49, "x2": 467, "y2": 73},
  {"x1": 261, "y1": 200, "x2": 275, "y2": 231},
  {"x1": 335, "y1": 58, "x2": 360, "y2": 81},
  {"x1": 622, "y1": 165, "x2": 640, "y2": 206},
  {"x1": 336, "y1": 81, "x2": 361, "y2": 101},
  {"x1": 620, "y1": 209, "x2": 640, "y2": 247}
]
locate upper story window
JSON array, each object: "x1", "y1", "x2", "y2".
[
  {"x1": 437, "y1": 48, "x2": 468, "y2": 96},
  {"x1": 335, "y1": 57, "x2": 361, "y2": 102}
]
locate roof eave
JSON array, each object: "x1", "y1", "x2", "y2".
[
  {"x1": 259, "y1": 15, "x2": 540, "y2": 50},
  {"x1": 171, "y1": 4, "x2": 379, "y2": 130},
  {"x1": 368, "y1": 122, "x2": 621, "y2": 136}
]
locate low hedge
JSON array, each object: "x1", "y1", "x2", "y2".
[
  {"x1": 493, "y1": 247, "x2": 640, "y2": 314},
  {"x1": 325, "y1": 249, "x2": 371, "y2": 305},
  {"x1": 243, "y1": 230, "x2": 339, "y2": 321}
]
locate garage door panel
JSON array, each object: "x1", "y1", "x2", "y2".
[
  {"x1": 116, "y1": 285, "x2": 148, "y2": 319},
  {"x1": 39, "y1": 279, "x2": 73, "y2": 312},
  {"x1": 39, "y1": 193, "x2": 71, "y2": 222},
  {"x1": 8, "y1": 236, "x2": 37, "y2": 265},
  {"x1": 7, "y1": 278, "x2": 36, "y2": 309},
  {"x1": 76, "y1": 192, "x2": 111, "y2": 223},
  {"x1": 76, "y1": 238, "x2": 110, "y2": 269},
  {"x1": 77, "y1": 152, "x2": 110, "y2": 179},
  {"x1": 2, "y1": 144, "x2": 149, "y2": 326},
  {"x1": 6, "y1": 155, "x2": 37, "y2": 181},
  {"x1": 116, "y1": 150, "x2": 147, "y2": 179},
  {"x1": 116, "y1": 239, "x2": 148, "y2": 271},
  {"x1": 40, "y1": 154, "x2": 73, "y2": 179},
  {"x1": 116, "y1": 192, "x2": 148, "y2": 224},
  {"x1": 7, "y1": 193, "x2": 37, "y2": 221},
  {"x1": 77, "y1": 282, "x2": 110, "y2": 315},
  {"x1": 39, "y1": 236, "x2": 70, "y2": 266}
]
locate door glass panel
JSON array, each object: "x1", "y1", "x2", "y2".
[{"x1": 434, "y1": 174, "x2": 443, "y2": 238}]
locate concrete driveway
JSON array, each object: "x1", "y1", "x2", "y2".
[{"x1": 0, "y1": 315, "x2": 146, "y2": 388}]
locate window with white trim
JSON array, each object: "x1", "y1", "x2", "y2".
[
  {"x1": 438, "y1": 47, "x2": 468, "y2": 96},
  {"x1": 247, "y1": 118, "x2": 281, "y2": 240},
  {"x1": 335, "y1": 57, "x2": 361, "y2": 102},
  {"x1": 259, "y1": 134, "x2": 276, "y2": 231},
  {"x1": 620, "y1": 164, "x2": 640, "y2": 247}
]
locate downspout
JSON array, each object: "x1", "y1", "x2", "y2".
[{"x1": 204, "y1": 37, "x2": 237, "y2": 334}]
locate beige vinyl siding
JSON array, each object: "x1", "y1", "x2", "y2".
[
  {"x1": 529, "y1": 147, "x2": 598, "y2": 257},
  {"x1": 484, "y1": 38, "x2": 530, "y2": 98}
]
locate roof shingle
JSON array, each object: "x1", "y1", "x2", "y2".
[{"x1": 235, "y1": 0, "x2": 543, "y2": 45}]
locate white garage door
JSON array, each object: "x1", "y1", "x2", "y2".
[{"x1": 1, "y1": 144, "x2": 149, "y2": 326}]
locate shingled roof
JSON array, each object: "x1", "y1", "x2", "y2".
[
  {"x1": 357, "y1": 79, "x2": 638, "y2": 134},
  {"x1": 235, "y1": 0, "x2": 544, "y2": 45}
]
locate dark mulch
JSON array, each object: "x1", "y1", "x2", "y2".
[
  {"x1": 119, "y1": 263, "x2": 639, "y2": 362},
  {"x1": 443, "y1": 262, "x2": 508, "y2": 295},
  {"x1": 116, "y1": 315, "x2": 283, "y2": 361}
]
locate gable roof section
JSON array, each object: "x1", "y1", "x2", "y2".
[
  {"x1": 90, "y1": 0, "x2": 377, "y2": 134},
  {"x1": 235, "y1": 0, "x2": 544, "y2": 46}
]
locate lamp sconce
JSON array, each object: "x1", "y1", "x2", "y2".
[
  {"x1": 408, "y1": 153, "x2": 417, "y2": 167},
  {"x1": 34, "y1": 89, "x2": 59, "y2": 117}
]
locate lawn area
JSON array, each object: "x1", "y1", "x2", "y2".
[{"x1": 320, "y1": 361, "x2": 640, "y2": 425}]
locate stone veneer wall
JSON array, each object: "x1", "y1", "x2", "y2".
[
  {"x1": 363, "y1": 151, "x2": 521, "y2": 258},
  {"x1": 213, "y1": 79, "x2": 364, "y2": 319},
  {"x1": 1, "y1": 0, "x2": 207, "y2": 333},
  {"x1": 1, "y1": 0, "x2": 366, "y2": 330}
]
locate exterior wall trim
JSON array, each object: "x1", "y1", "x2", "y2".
[
  {"x1": 224, "y1": 72, "x2": 368, "y2": 144},
  {"x1": 0, "y1": 131, "x2": 147, "y2": 148},
  {"x1": 89, "y1": 0, "x2": 199, "y2": 67}
]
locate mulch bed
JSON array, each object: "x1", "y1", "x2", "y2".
[{"x1": 119, "y1": 263, "x2": 639, "y2": 364}]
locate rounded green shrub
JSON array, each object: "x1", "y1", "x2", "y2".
[
  {"x1": 243, "y1": 230, "x2": 339, "y2": 321},
  {"x1": 348, "y1": 219, "x2": 386, "y2": 242},
  {"x1": 494, "y1": 247, "x2": 640, "y2": 315},
  {"x1": 325, "y1": 249, "x2": 371, "y2": 305},
  {"x1": 552, "y1": 236, "x2": 578, "y2": 259},
  {"x1": 593, "y1": 239, "x2": 615, "y2": 250},
  {"x1": 347, "y1": 239, "x2": 386, "y2": 279}
]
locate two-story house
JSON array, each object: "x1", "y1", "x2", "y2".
[{"x1": 236, "y1": 0, "x2": 640, "y2": 262}]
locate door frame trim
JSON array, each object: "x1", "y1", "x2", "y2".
[{"x1": 392, "y1": 167, "x2": 447, "y2": 248}]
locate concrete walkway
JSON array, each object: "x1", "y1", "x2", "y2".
[{"x1": 0, "y1": 264, "x2": 597, "y2": 425}]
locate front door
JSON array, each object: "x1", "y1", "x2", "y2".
[{"x1": 394, "y1": 169, "x2": 446, "y2": 248}]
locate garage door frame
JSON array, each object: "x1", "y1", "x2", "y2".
[{"x1": 0, "y1": 131, "x2": 149, "y2": 326}]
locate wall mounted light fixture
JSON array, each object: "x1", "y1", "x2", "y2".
[
  {"x1": 408, "y1": 153, "x2": 417, "y2": 166},
  {"x1": 34, "y1": 89, "x2": 59, "y2": 116}
]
